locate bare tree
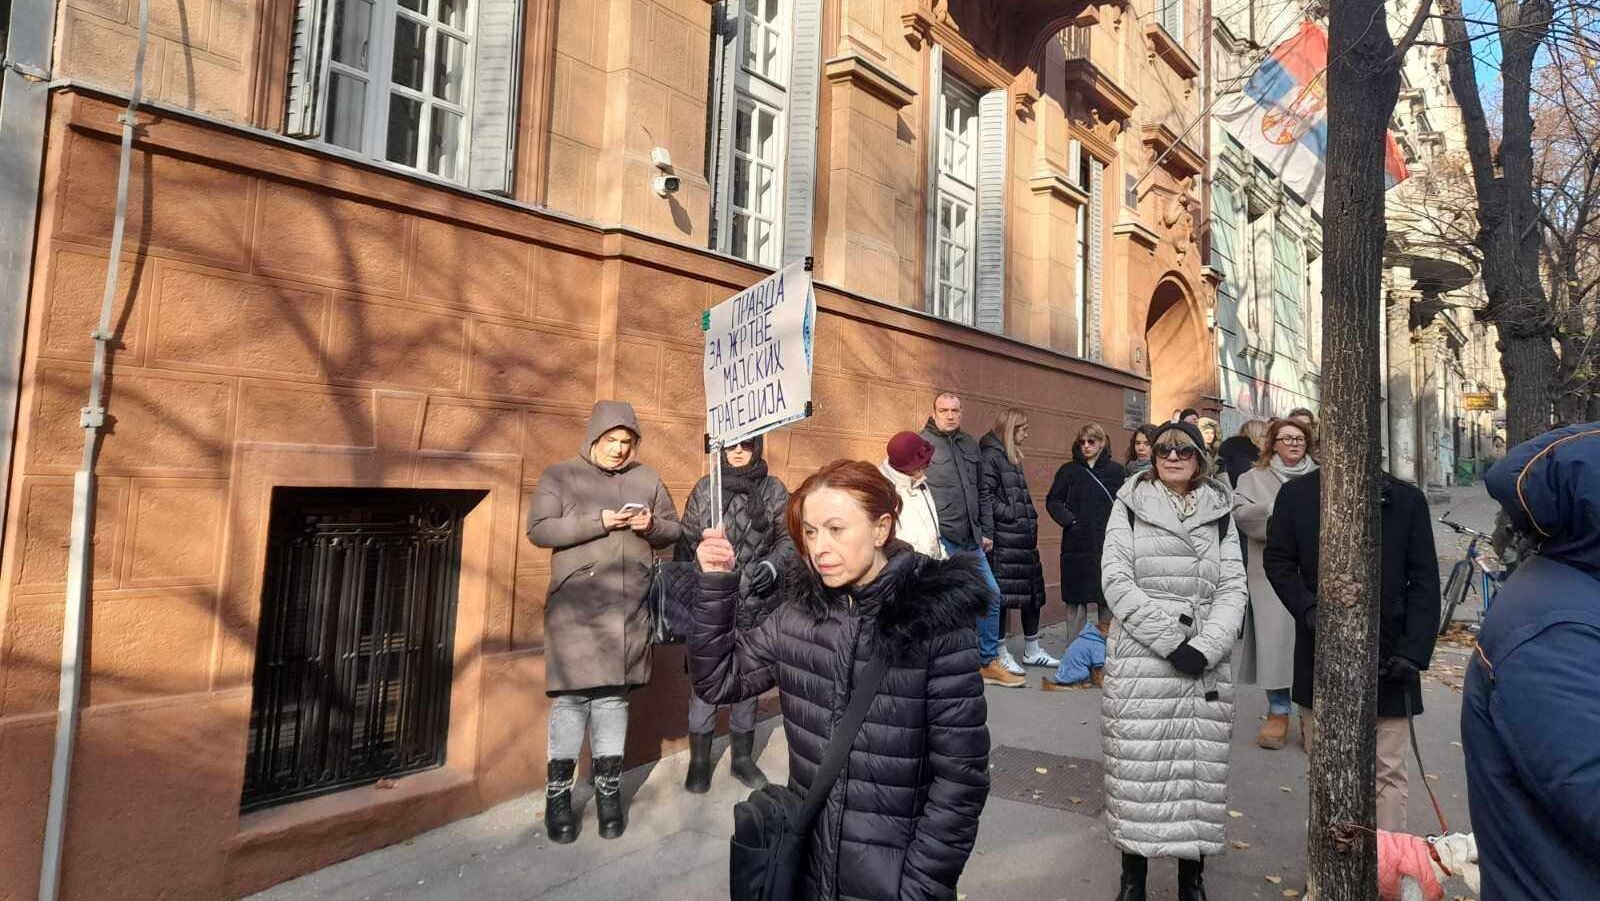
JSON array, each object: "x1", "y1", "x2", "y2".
[{"x1": 1310, "y1": 0, "x2": 1431, "y2": 895}]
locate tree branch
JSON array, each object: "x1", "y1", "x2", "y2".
[{"x1": 1396, "y1": 0, "x2": 1437, "y2": 56}]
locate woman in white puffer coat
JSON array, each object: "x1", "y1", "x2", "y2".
[{"x1": 1100, "y1": 420, "x2": 1247, "y2": 901}]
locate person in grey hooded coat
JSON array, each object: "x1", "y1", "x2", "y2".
[
  {"x1": 1100, "y1": 421, "x2": 1247, "y2": 901},
  {"x1": 527, "y1": 401, "x2": 681, "y2": 844}
]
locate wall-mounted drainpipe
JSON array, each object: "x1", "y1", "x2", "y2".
[{"x1": 37, "y1": 0, "x2": 151, "y2": 897}]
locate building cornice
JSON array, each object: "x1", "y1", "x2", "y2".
[
  {"x1": 900, "y1": 4, "x2": 1012, "y2": 90},
  {"x1": 1142, "y1": 122, "x2": 1205, "y2": 180},
  {"x1": 823, "y1": 54, "x2": 917, "y2": 109},
  {"x1": 1062, "y1": 58, "x2": 1138, "y2": 123},
  {"x1": 1143, "y1": 23, "x2": 1201, "y2": 81},
  {"x1": 1029, "y1": 168, "x2": 1090, "y2": 206},
  {"x1": 1114, "y1": 220, "x2": 1162, "y2": 252}
]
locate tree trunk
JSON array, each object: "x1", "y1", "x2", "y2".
[{"x1": 1312, "y1": 0, "x2": 1396, "y2": 897}]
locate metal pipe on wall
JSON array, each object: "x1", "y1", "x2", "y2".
[{"x1": 37, "y1": 0, "x2": 152, "y2": 897}]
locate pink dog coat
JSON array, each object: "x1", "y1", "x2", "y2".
[{"x1": 1377, "y1": 829, "x2": 1445, "y2": 901}]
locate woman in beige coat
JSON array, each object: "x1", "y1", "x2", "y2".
[
  {"x1": 527, "y1": 400, "x2": 681, "y2": 842},
  {"x1": 1231, "y1": 417, "x2": 1315, "y2": 750}
]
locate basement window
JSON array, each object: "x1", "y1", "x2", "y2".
[{"x1": 241, "y1": 488, "x2": 483, "y2": 812}]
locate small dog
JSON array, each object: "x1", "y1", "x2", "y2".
[{"x1": 1376, "y1": 830, "x2": 1479, "y2": 901}]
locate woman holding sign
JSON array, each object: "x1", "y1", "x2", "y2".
[
  {"x1": 675, "y1": 434, "x2": 794, "y2": 794},
  {"x1": 691, "y1": 460, "x2": 991, "y2": 900},
  {"x1": 527, "y1": 401, "x2": 681, "y2": 844}
]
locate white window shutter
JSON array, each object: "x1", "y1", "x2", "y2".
[
  {"x1": 923, "y1": 46, "x2": 945, "y2": 308},
  {"x1": 708, "y1": 2, "x2": 739, "y2": 253},
  {"x1": 973, "y1": 87, "x2": 1007, "y2": 335},
  {"x1": 1162, "y1": 0, "x2": 1184, "y2": 41},
  {"x1": 1068, "y1": 138, "x2": 1082, "y2": 187},
  {"x1": 780, "y1": 0, "x2": 823, "y2": 265},
  {"x1": 1088, "y1": 158, "x2": 1105, "y2": 360},
  {"x1": 467, "y1": 0, "x2": 523, "y2": 193},
  {"x1": 285, "y1": 0, "x2": 330, "y2": 137}
]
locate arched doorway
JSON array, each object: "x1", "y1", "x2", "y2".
[{"x1": 1145, "y1": 278, "x2": 1209, "y2": 421}]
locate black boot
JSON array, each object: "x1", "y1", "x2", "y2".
[
  {"x1": 544, "y1": 758, "x2": 579, "y2": 844},
  {"x1": 684, "y1": 731, "x2": 714, "y2": 794},
  {"x1": 1114, "y1": 853, "x2": 1147, "y2": 901},
  {"x1": 1178, "y1": 857, "x2": 1209, "y2": 901},
  {"x1": 593, "y1": 755, "x2": 627, "y2": 839},
  {"x1": 729, "y1": 731, "x2": 769, "y2": 790}
]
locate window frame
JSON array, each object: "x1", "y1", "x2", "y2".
[
  {"x1": 932, "y1": 72, "x2": 981, "y2": 325},
  {"x1": 315, "y1": 0, "x2": 480, "y2": 183},
  {"x1": 1271, "y1": 224, "x2": 1306, "y2": 358},
  {"x1": 712, "y1": 0, "x2": 791, "y2": 266}
]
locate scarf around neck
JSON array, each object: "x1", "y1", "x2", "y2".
[
  {"x1": 1269, "y1": 455, "x2": 1318, "y2": 484},
  {"x1": 1158, "y1": 480, "x2": 1201, "y2": 519}
]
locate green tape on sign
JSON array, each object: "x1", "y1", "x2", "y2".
[{"x1": 700, "y1": 310, "x2": 711, "y2": 331}]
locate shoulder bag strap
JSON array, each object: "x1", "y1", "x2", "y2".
[
  {"x1": 795, "y1": 656, "x2": 890, "y2": 828},
  {"x1": 1084, "y1": 465, "x2": 1114, "y2": 502}
]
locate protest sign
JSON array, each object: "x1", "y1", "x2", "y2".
[{"x1": 703, "y1": 261, "x2": 815, "y2": 446}]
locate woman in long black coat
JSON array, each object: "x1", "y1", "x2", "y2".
[
  {"x1": 1046, "y1": 422, "x2": 1127, "y2": 636},
  {"x1": 690, "y1": 459, "x2": 991, "y2": 901},
  {"x1": 979, "y1": 408, "x2": 1052, "y2": 669}
]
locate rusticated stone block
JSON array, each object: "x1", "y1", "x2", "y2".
[
  {"x1": 657, "y1": 345, "x2": 704, "y2": 417},
  {"x1": 375, "y1": 393, "x2": 425, "y2": 452},
  {"x1": 635, "y1": 415, "x2": 702, "y2": 489},
  {"x1": 153, "y1": 265, "x2": 327, "y2": 377},
  {"x1": 237, "y1": 383, "x2": 373, "y2": 447},
  {"x1": 40, "y1": 246, "x2": 146, "y2": 362},
  {"x1": 11, "y1": 478, "x2": 128, "y2": 595},
  {"x1": 255, "y1": 182, "x2": 408, "y2": 294},
  {"x1": 83, "y1": 588, "x2": 217, "y2": 705},
  {"x1": 866, "y1": 381, "x2": 927, "y2": 435},
  {"x1": 124, "y1": 481, "x2": 225, "y2": 586},
  {"x1": 55, "y1": 9, "x2": 166, "y2": 106},
  {"x1": 531, "y1": 244, "x2": 604, "y2": 327},
  {"x1": 808, "y1": 372, "x2": 870, "y2": 434},
  {"x1": 328, "y1": 296, "x2": 467, "y2": 391},
  {"x1": 616, "y1": 263, "x2": 707, "y2": 344},
  {"x1": 419, "y1": 401, "x2": 523, "y2": 455},
  {"x1": 837, "y1": 316, "x2": 897, "y2": 379},
  {"x1": 29, "y1": 365, "x2": 231, "y2": 474},
  {"x1": 1, "y1": 601, "x2": 66, "y2": 716},
  {"x1": 412, "y1": 219, "x2": 530, "y2": 317},
  {"x1": 0, "y1": 719, "x2": 54, "y2": 896},
  {"x1": 612, "y1": 337, "x2": 663, "y2": 412},
  {"x1": 159, "y1": 43, "x2": 245, "y2": 120},
  {"x1": 523, "y1": 409, "x2": 590, "y2": 479},
  {"x1": 468, "y1": 320, "x2": 596, "y2": 403},
  {"x1": 511, "y1": 568, "x2": 549, "y2": 650},
  {"x1": 59, "y1": 133, "x2": 249, "y2": 267},
  {"x1": 207, "y1": 0, "x2": 250, "y2": 60}
]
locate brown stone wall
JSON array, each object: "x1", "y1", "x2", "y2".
[{"x1": 0, "y1": 90, "x2": 1146, "y2": 899}]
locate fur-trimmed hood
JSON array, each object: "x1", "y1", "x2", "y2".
[{"x1": 779, "y1": 540, "x2": 990, "y2": 660}]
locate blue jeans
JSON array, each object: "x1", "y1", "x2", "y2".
[
  {"x1": 1266, "y1": 688, "x2": 1293, "y2": 715},
  {"x1": 943, "y1": 538, "x2": 1002, "y2": 662}
]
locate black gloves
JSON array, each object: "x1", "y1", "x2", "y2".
[
  {"x1": 1167, "y1": 642, "x2": 1208, "y2": 677},
  {"x1": 1301, "y1": 605, "x2": 1318, "y2": 636},
  {"x1": 744, "y1": 560, "x2": 778, "y2": 597},
  {"x1": 1380, "y1": 655, "x2": 1422, "y2": 683}
]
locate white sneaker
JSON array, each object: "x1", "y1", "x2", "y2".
[
  {"x1": 998, "y1": 646, "x2": 1025, "y2": 675},
  {"x1": 1021, "y1": 648, "x2": 1060, "y2": 668}
]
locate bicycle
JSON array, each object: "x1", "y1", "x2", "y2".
[{"x1": 1437, "y1": 514, "x2": 1505, "y2": 635}]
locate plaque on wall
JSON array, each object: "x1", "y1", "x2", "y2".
[{"x1": 1123, "y1": 389, "x2": 1149, "y2": 430}]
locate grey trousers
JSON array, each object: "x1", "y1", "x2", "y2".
[
  {"x1": 688, "y1": 693, "x2": 757, "y2": 734},
  {"x1": 548, "y1": 692, "x2": 629, "y2": 760},
  {"x1": 1062, "y1": 602, "x2": 1111, "y2": 638}
]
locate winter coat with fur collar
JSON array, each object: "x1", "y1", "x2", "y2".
[{"x1": 689, "y1": 544, "x2": 992, "y2": 901}]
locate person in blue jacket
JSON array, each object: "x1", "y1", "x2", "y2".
[{"x1": 1463, "y1": 422, "x2": 1600, "y2": 899}]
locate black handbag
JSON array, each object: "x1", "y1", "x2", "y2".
[
  {"x1": 646, "y1": 560, "x2": 698, "y2": 645},
  {"x1": 728, "y1": 656, "x2": 889, "y2": 901}
]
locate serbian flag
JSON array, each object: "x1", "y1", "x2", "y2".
[{"x1": 1215, "y1": 22, "x2": 1408, "y2": 214}]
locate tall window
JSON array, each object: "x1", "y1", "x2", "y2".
[
  {"x1": 1272, "y1": 226, "x2": 1306, "y2": 357},
  {"x1": 1159, "y1": 0, "x2": 1184, "y2": 44},
  {"x1": 710, "y1": 0, "x2": 790, "y2": 266},
  {"x1": 1211, "y1": 181, "x2": 1242, "y2": 304},
  {"x1": 933, "y1": 74, "x2": 980, "y2": 324},
  {"x1": 1075, "y1": 150, "x2": 1092, "y2": 356},
  {"x1": 285, "y1": 0, "x2": 521, "y2": 191}
]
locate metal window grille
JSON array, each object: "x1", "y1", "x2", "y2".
[{"x1": 241, "y1": 488, "x2": 481, "y2": 812}]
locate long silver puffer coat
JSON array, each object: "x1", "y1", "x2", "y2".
[{"x1": 1099, "y1": 473, "x2": 1248, "y2": 860}]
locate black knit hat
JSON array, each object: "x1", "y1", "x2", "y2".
[{"x1": 1151, "y1": 421, "x2": 1211, "y2": 464}]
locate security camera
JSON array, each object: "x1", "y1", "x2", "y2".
[
  {"x1": 653, "y1": 175, "x2": 681, "y2": 197},
  {"x1": 651, "y1": 147, "x2": 673, "y2": 171}
]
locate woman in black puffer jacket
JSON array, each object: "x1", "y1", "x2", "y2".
[
  {"x1": 1046, "y1": 422, "x2": 1127, "y2": 638},
  {"x1": 690, "y1": 459, "x2": 991, "y2": 901},
  {"x1": 676, "y1": 435, "x2": 794, "y2": 794},
  {"x1": 979, "y1": 408, "x2": 1053, "y2": 670}
]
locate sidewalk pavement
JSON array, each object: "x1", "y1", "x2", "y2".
[{"x1": 250, "y1": 489, "x2": 1484, "y2": 901}]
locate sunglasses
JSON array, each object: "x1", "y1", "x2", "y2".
[
  {"x1": 1276, "y1": 435, "x2": 1307, "y2": 446},
  {"x1": 1154, "y1": 442, "x2": 1199, "y2": 461},
  {"x1": 728, "y1": 440, "x2": 756, "y2": 452}
]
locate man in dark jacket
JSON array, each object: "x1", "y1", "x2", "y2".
[
  {"x1": 921, "y1": 392, "x2": 1015, "y2": 686},
  {"x1": 1262, "y1": 469, "x2": 1439, "y2": 832},
  {"x1": 1463, "y1": 423, "x2": 1600, "y2": 899}
]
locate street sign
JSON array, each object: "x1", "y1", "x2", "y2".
[
  {"x1": 1461, "y1": 392, "x2": 1497, "y2": 411},
  {"x1": 703, "y1": 260, "x2": 815, "y2": 446}
]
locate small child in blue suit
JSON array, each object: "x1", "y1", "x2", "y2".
[{"x1": 1040, "y1": 622, "x2": 1106, "y2": 690}]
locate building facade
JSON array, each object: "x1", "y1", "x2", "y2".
[{"x1": 0, "y1": 0, "x2": 1212, "y2": 896}]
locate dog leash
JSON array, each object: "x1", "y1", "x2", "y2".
[{"x1": 1404, "y1": 691, "x2": 1450, "y2": 836}]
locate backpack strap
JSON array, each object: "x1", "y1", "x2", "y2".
[{"x1": 1126, "y1": 500, "x2": 1231, "y2": 542}]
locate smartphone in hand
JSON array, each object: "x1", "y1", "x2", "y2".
[{"x1": 616, "y1": 503, "x2": 648, "y2": 516}]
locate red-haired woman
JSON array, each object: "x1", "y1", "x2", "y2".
[{"x1": 690, "y1": 459, "x2": 992, "y2": 900}]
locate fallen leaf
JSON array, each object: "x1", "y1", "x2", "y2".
[
  {"x1": 1070, "y1": 796, "x2": 1083, "y2": 804},
  {"x1": 1284, "y1": 890, "x2": 1301, "y2": 898},
  {"x1": 1266, "y1": 874, "x2": 1283, "y2": 884},
  {"x1": 1231, "y1": 840, "x2": 1252, "y2": 850},
  {"x1": 1279, "y1": 785, "x2": 1293, "y2": 793},
  {"x1": 375, "y1": 778, "x2": 399, "y2": 790},
  {"x1": 1229, "y1": 810, "x2": 1245, "y2": 818},
  {"x1": 1450, "y1": 741, "x2": 1462, "y2": 748},
  {"x1": 1425, "y1": 773, "x2": 1440, "y2": 782},
  {"x1": 1035, "y1": 767, "x2": 1050, "y2": 775}
]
